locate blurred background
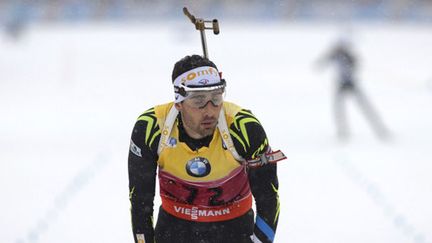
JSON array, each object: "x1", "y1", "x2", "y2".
[
  {"x1": 2, "y1": 0, "x2": 432, "y2": 25},
  {"x1": 1, "y1": 1, "x2": 431, "y2": 243}
]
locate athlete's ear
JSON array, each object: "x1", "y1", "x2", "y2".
[{"x1": 174, "y1": 102, "x2": 182, "y2": 111}]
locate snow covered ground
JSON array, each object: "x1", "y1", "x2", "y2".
[{"x1": 1, "y1": 21, "x2": 431, "y2": 243}]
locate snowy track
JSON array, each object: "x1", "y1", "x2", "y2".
[{"x1": 1, "y1": 22, "x2": 431, "y2": 243}]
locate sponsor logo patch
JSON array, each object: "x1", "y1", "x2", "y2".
[
  {"x1": 130, "y1": 140, "x2": 142, "y2": 157},
  {"x1": 174, "y1": 206, "x2": 230, "y2": 220},
  {"x1": 198, "y1": 79, "x2": 210, "y2": 85},
  {"x1": 186, "y1": 157, "x2": 211, "y2": 177},
  {"x1": 168, "y1": 137, "x2": 177, "y2": 147}
]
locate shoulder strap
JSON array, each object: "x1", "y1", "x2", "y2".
[
  {"x1": 217, "y1": 108, "x2": 245, "y2": 162},
  {"x1": 157, "y1": 106, "x2": 179, "y2": 155}
]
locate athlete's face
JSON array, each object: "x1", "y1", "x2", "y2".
[{"x1": 175, "y1": 90, "x2": 224, "y2": 139}]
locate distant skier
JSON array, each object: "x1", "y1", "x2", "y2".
[{"x1": 316, "y1": 38, "x2": 390, "y2": 140}]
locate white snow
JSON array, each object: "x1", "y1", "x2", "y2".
[{"x1": 1, "y1": 21, "x2": 431, "y2": 243}]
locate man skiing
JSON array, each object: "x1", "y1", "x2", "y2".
[
  {"x1": 317, "y1": 38, "x2": 390, "y2": 140},
  {"x1": 128, "y1": 54, "x2": 285, "y2": 243}
]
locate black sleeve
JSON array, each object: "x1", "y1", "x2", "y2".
[
  {"x1": 128, "y1": 108, "x2": 160, "y2": 243},
  {"x1": 229, "y1": 109, "x2": 280, "y2": 243}
]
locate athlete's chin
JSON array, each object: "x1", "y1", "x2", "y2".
[{"x1": 200, "y1": 125, "x2": 216, "y2": 136}]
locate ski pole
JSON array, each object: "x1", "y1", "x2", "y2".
[{"x1": 183, "y1": 7, "x2": 219, "y2": 59}]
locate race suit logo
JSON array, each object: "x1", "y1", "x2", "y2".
[
  {"x1": 174, "y1": 206, "x2": 230, "y2": 220},
  {"x1": 130, "y1": 140, "x2": 142, "y2": 157},
  {"x1": 186, "y1": 157, "x2": 211, "y2": 177},
  {"x1": 168, "y1": 137, "x2": 177, "y2": 147}
]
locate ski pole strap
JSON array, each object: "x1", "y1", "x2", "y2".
[{"x1": 246, "y1": 150, "x2": 287, "y2": 168}]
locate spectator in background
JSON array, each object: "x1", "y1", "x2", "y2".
[{"x1": 3, "y1": 1, "x2": 29, "y2": 40}]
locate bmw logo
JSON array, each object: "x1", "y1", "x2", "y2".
[{"x1": 186, "y1": 157, "x2": 211, "y2": 177}]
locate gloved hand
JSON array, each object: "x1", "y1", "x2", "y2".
[{"x1": 136, "y1": 234, "x2": 145, "y2": 243}]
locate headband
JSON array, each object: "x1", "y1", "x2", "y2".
[{"x1": 173, "y1": 66, "x2": 224, "y2": 103}]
